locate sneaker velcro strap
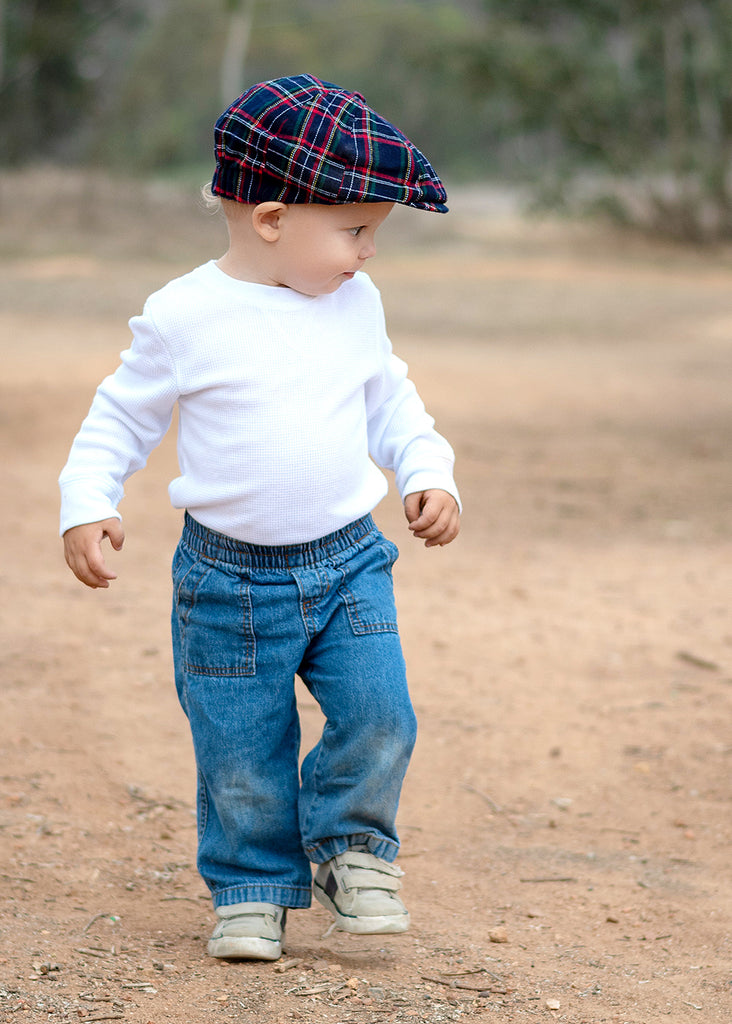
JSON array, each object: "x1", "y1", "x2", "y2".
[
  {"x1": 339, "y1": 852, "x2": 404, "y2": 876},
  {"x1": 343, "y1": 868, "x2": 402, "y2": 892},
  {"x1": 336, "y1": 852, "x2": 404, "y2": 893},
  {"x1": 216, "y1": 902, "x2": 281, "y2": 920}
]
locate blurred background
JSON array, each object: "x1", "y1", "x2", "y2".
[{"x1": 2, "y1": 0, "x2": 732, "y2": 244}]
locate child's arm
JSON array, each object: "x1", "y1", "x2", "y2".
[
  {"x1": 63, "y1": 518, "x2": 125, "y2": 589},
  {"x1": 366, "y1": 346, "x2": 462, "y2": 537},
  {"x1": 59, "y1": 303, "x2": 178, "y2": 577},
  {"x1": 404, "y1": 489, "x2": 460, "y2": 547}
]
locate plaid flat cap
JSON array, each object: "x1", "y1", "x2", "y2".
[{"x1": 211, "y1": 74, "x2": 447, "y2": 213}]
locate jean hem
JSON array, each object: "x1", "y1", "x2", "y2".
[
  {"x1": 304, "y1": 832, "x2": 400, "y2": 865},
  {"x1": 212, "y1": 883, "x2": 312, "y2": 910}
]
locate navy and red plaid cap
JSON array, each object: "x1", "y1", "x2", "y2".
[{"x1": 211, "y1": 74, "x2": 448, "y2": 213}]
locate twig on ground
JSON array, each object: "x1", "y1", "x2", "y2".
[
  {"x1": 421, "y1": 973, "x2": 505, "y2": 993},
  {"x1": 83, "y1": 912, "x2": 118, "y2": 933},
  {"x1": 436, "y1": 967, "x2": 503, "y2": 982},
  {"x1": 460, "y1": 784, "x2": 502, "y2": 813},
  {"x1": 287, "y1": 981, "x2": 348, "y2": 997},
  {"x1": 519, "y1": 876, "x2": 577, "y2": 883},
  {"x1": 274, "y1": 957, "x2": 304, "y2": 973},
  {"x1": 676, "y1": 650, "x2": 719, "y2": 671}
]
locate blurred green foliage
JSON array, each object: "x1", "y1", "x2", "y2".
[{"x1": 2, "y1": 0, "x2": 732, "y2": 238}]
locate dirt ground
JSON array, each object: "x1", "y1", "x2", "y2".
[{"x1": 1, "y1": 171, "x2": 730, "y2": 1023}]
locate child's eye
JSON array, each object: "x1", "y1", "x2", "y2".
[{"x1": 349, "y1": 226, "x2": 364, "y2": 237}]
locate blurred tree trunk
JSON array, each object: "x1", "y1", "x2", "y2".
[
  {"x1": 662, "y1": 15, "x2": 686, "y2": 181},
  {"x1": 658, "y1": 13, "x2": 696, "y2": 235},
  {"x1": 688, "y1": 2, "x2": 732, "y2": 232},
  {"x1": 220, "y1": 0, "x2": 254, "y2": 105}
]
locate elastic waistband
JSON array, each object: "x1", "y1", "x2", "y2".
[{"x1": 181, "y1": 512, "x2": 379, "y2": 569}]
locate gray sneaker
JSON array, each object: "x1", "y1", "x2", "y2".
[
  {"x1": 207, "y1": 902, "x2": 286, "y2": 960},
  {"x1": 313, "y1": 850, "x2": 410, "y2": 934}
]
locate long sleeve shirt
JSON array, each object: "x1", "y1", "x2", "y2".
[{"x1": 59, "y1": 261, "x2": 459, "y2": 545}]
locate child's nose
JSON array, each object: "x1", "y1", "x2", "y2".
[{"x1": 359, "y1": 236, "x2": 377, "y2": 259}]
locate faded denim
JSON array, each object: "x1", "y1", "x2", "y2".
[{"x1": 171, "y1": 513, "x2": 417, "y2": 909}]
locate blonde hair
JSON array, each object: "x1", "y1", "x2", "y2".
[{"x1": 201, "y1": 181, "x2": 222, "y2": 211}]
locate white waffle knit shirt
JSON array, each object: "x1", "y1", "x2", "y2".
[{"x1": 59, "y1": 262, "x2": 459, "y2": 545}]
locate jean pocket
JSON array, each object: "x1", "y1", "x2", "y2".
[
  {"x1": 174, "y1": 555, "x2": 256, "y2": 677},
  {"x1": 340, "y1": 537, "x2": 400, "y2": 637}
]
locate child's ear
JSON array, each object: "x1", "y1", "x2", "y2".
[{"x1": 252, "y1": 202, "x2": 287, "y2": 241}]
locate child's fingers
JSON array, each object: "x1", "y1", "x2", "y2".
[
  {"x1": 403, "y1": 492, "x2": 424, "y2": 525},
  {"x1": 413, "y1": 510, "x2": 458, "y2": 546},
  {"x1": 406, "y1": 491, "x2": 449, "y2": 528},
  {"x1": 63, "y1": 520, "x2": 124, "y2": 589},
  {"x1": 408, "y1": 503, "x2": 447, "y2": 535},
  {"x1": 104, "y1": 519, "x2": 126, "y2": 551},
  {"x1": 67, "y1": 547, "x2": 117, "y2": 588},
  {"x1": 405, "y1": 490, "x2": 443, "y2": 528},
  {"x1": 425, "y1": 515, "x2": 460, "y2": 547},
  {"x1": 84, "y1": 550, "x2": 118, "y2": 588},
  {"x1": 407, "y1": 493, "x2": 460, "y2": 546}
]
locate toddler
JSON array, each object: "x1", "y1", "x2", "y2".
[{"x1": 60, "y1": 74, "x2": 461, "y2": 961}]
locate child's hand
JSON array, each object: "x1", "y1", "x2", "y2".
[
  {"x1": 404, "y1": 489, "x2": 460, "y2": 547},
  {"x1": 63, "y1": 518, "x2": 125, "y2": 589}
]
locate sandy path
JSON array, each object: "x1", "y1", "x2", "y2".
[{"x1": 1, "y1": 184, "x2": 730, "y2": 1022}]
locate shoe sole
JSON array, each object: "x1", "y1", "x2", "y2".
[
  {"x1": 207, "y1": 935, "x2": 283, "y2": 960},
  {"x1": 313, "y1": 882, "x2": 410, "y2": 934}
]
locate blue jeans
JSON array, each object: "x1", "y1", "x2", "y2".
[{"x1": 171, "y1": 513, "x2": 417, "y2": 910}]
